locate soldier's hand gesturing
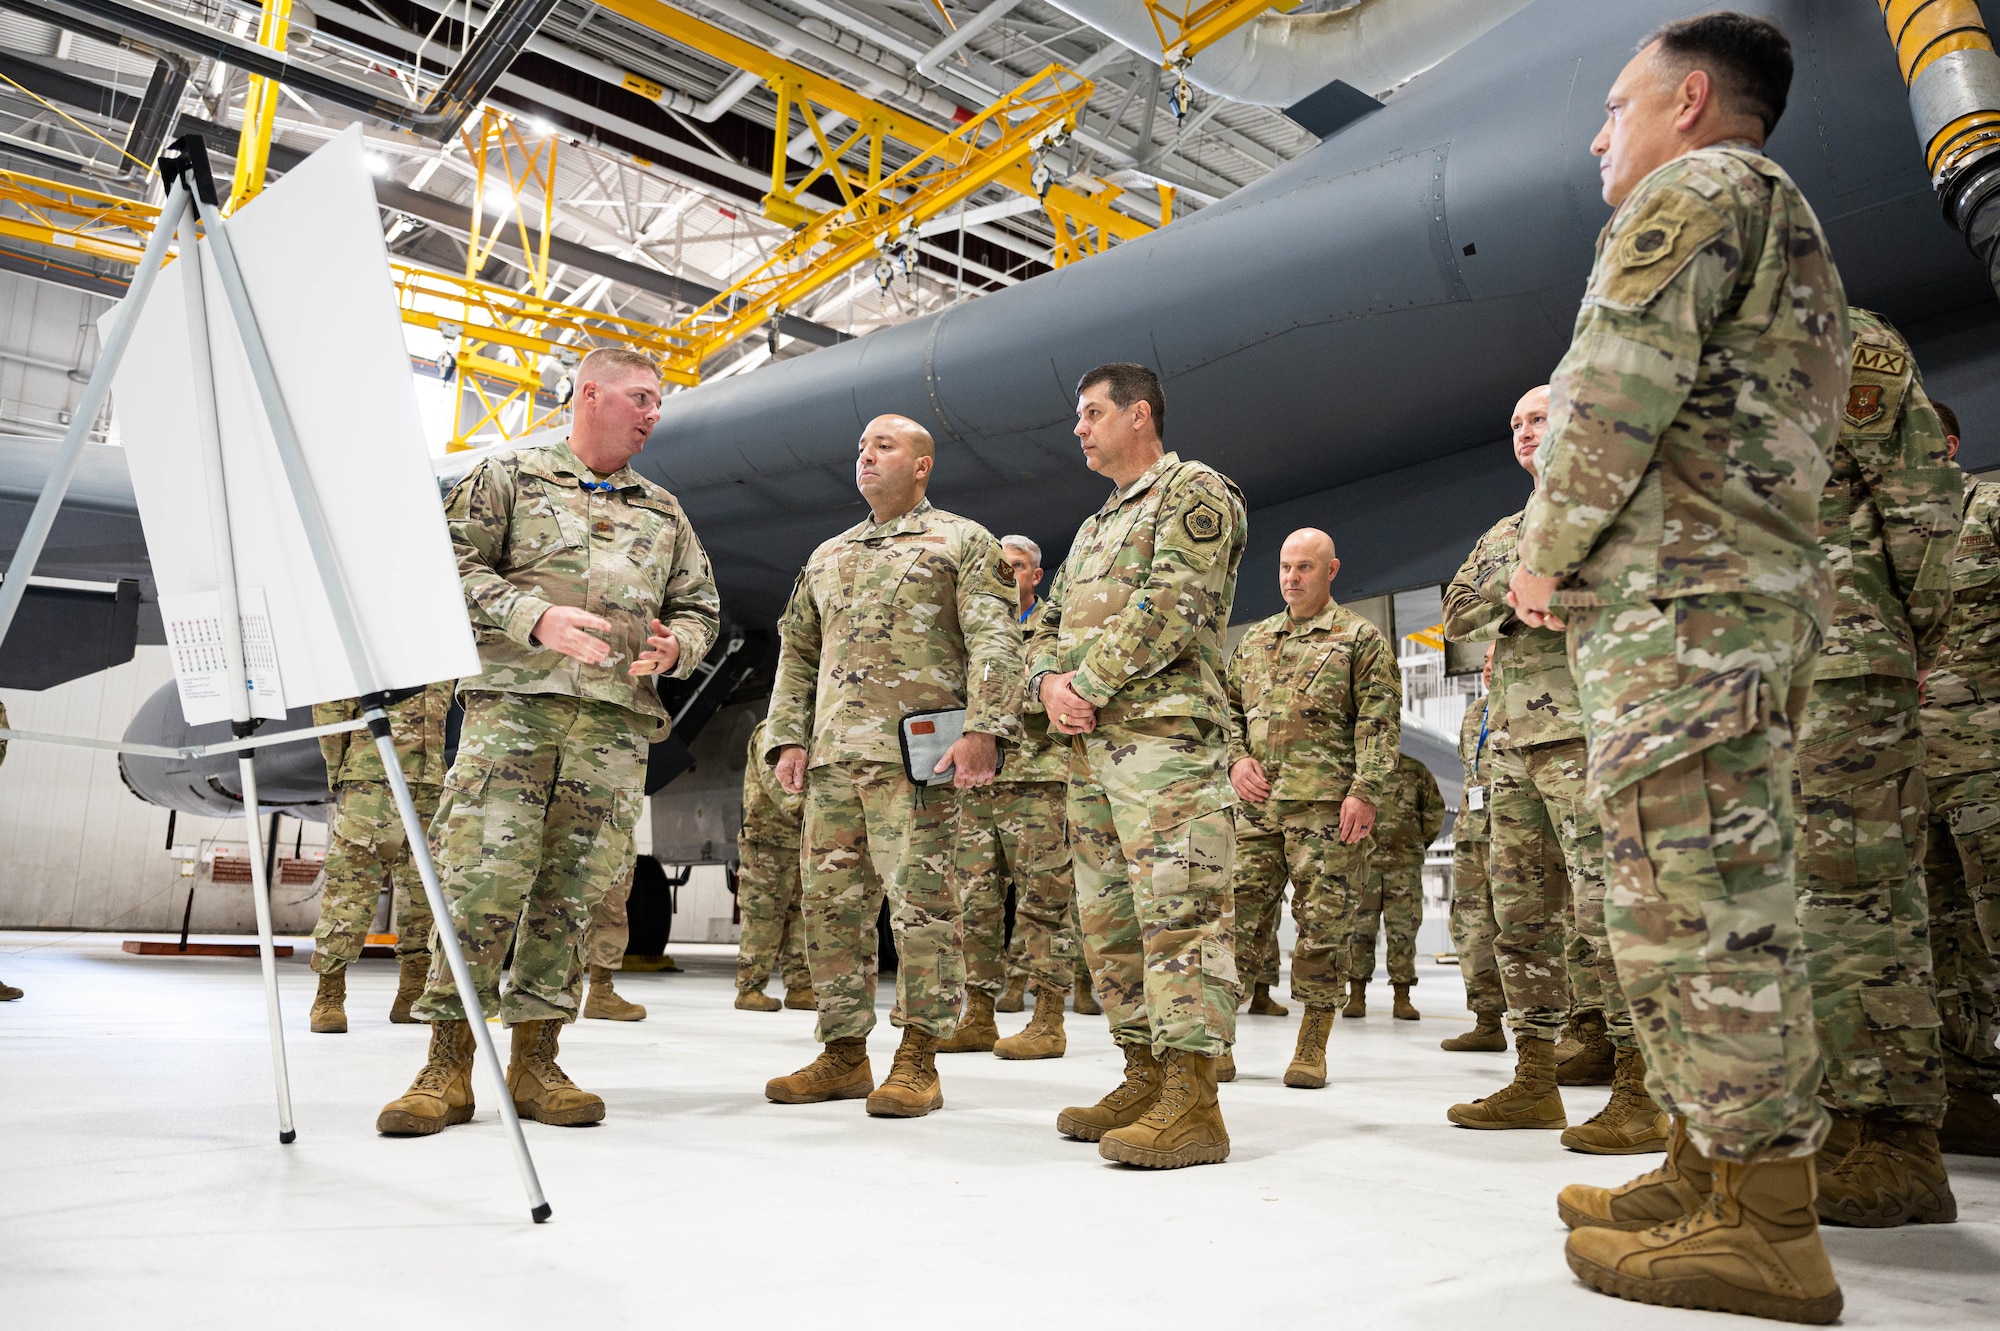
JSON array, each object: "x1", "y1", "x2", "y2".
[
  {"x1": 1230, "y1": 757, "x2": 1271, "y2": 803},
  {"x1": 532, "y1": 605, "x2": 616, "y2": 664},
  {"x1": 630, "y1": 619, "x2": 682, "y2": 677},
  {"x1": 775, "y1": 745, "x2": 808, "y2": 795},
  {"x1": 939, "y1": 731, "x2": 1000, "y2": 788},
  {"x1": 1040, "y1": 671, "x2": 1098, "y2": 734},
  {"x1": 1339, "y1": 795, "x2": 1376, "y2": 845}
]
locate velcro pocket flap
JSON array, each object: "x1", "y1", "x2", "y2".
[
  {"x1": 1586, "y1": 665, "x2": 1760, "y2": 807},
  {"x1": 1859, "y1": 985, "x2": 1941, "y2": 1031},
  {"x1": 444, "y1": 754, "x2": 494, "y2": 800}
]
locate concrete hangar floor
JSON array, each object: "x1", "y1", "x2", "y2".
[{"x1": 1, "y1": 933, "x2": 1994, "y2": 1329}]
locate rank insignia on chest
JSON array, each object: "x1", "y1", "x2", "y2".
[
  {"x1": 1183, "y1": 502, "x2": 1223, "y2": 543},
  {"x1": 1617, "y1": 216, "x2": 1682, "y2": 268},
  {"x1": 1844, "y1": 383, "x2": 1885, "y2": 428}
]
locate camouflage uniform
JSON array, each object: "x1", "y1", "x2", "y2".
[
  {"x1": 1797, "y1": 310, "x2": 1962, "y2": 1126},
  {"x1": 1351, "y1": 753, "x2": 1443, "y2": 986},
  {"x1": 1922, "y1": 478, "x2": 2000, "y2": 1098},
  {"x1": 1451, "y1": 696, "x2": 1504, "y2": 1018},
  {"x1": 1521, "y1": 145, "x2": 1849, "y2": 1164},
  {"x1": 955, "y1": 705, "x2": 1078, "y2": 1001},
  {"x1": 308, "y1": 683, "x2": 453, "y2": 975},
  {"x1": 1029, "y1": 453, "x2": 1247, "y2": 1056},
  {"x1": 767, "y1": 498, "x2": 1023, "y2": 1044},
  {"x1": 737, "y1": 719, "x2": 809, "y2": 997},
  {"x1": 1225, "y1": 600, "x2": 1403, "y2": 1009},
  {"x1": 415, "y1": 438, "x2": 719, "y2": 1025},
  {"x1": 1444, "y1": 510, "x2": 1625, "y2": 1047}
]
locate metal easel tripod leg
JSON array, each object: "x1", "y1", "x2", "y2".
[
  {"x1": 163, "y1": 136, "x2": 550, "y2": 1222},
  {"x1": 173, "y1": 177, "x2": 296, "y2": 1143}
]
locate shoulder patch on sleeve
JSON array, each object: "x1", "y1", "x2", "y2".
[
  {"x1": 1183, "y1": 501, "x2": 1223, "y2": 544},
  {"x1": 1843, "y1": 333, "x2": 1914, "y2": 436},
  {"x1": 1593, "y1": 187, "x2": 1728, "y2": 311}
]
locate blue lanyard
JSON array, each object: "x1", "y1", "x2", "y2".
[
  {"x1": 1473, "y1": 698, "x2": 1490, "y2": 782},
  {"x1": 580, "y1": 479, "x2": 616, "y2": 493}
]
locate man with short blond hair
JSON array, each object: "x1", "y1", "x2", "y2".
[{"x1": 379, "y1": 349, "x2": 718, "y2": 1136}]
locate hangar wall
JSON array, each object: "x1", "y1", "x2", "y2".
[{"x1": 0, "y1": 649, "x2": 328, "y2": 934}]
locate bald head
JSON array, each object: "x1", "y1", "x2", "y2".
[
  {"x1": 1511, "y1": 385, "x2": 1551, "y2": 479},
  {"x1": 1279, "y1": 527, "x2": 1340, "y2": 619},
  {"x1": 857, "y1": 412, "x2": 936, "y2": 521}
]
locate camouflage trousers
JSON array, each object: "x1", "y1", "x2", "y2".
[
  {"x1": 1002, "y1": 917, "x2": 1091, "y2": 989},
  {"x1": 1798, "y1": 674, "x2": 1945, "y2": 1126},
  {"x1": 956, "y1": 780, "x2": 1079, "y2": 1000},
  {"x1": 1350, "y1": 857, "x2": 1425, "y2": 985},
  {"x1": 1070, "y1": 717, "x2": 1237, "y2": 1056},
  {"x1": 1570, "y1": 593, "x2": 1826, "y2": 1164},
  {"x1": 1450, "y1": 834, "x2": 1504, "y2": 1017},
  {"x1": 310, "y1": 780, "x2": 440, "y2": 974},
  {"x1": 802, "y1": 761, "x2": 963, "y2": 1044},
  {"x1": 1232, "y1": 798, "x2": 1368, "y2": 1010},
  {"x1": 414, "y1": 692, "x2": 646, "y2": 1026},
  {"x1": 1925, "y1": 768, "x2": 2000, "y2": 1095},
  {"x1": 736, "y1": 838, "x2": 809, "y2": 994},
  {"x1": 1488, "y1": 738, "x2": 1628, "y2": 1046},
  {"x1": 582, "y1": 865, "x2": 633, "y2": 970}
]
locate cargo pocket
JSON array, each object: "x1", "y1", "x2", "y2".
[
  {"x1": 1678, "y1": 966, "x2": 1790, "y2": 1120},
  {"x1": 1593, "y1": 667, "x2": 1763, "y2": 905},
  {"x1": 1586, "y1": 665, "x2": 1761, "y2": 808},
  {"x1": 1860, "y1": 984, "x2": 1945, "y2": 1107},
  {"x1": 432, "y1": 755, "x2": 495, "y2": 865}
]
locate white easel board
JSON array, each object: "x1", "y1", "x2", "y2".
[{"x1": 108, "y1": 125, "x2": 479, "y2": 724}]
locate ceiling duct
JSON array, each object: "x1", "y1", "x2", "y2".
[{"x1": 1041, "y1": 0, "x2": 1536, "y2": 107}]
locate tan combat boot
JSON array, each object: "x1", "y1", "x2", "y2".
[
  {"x1": 783, "y1": 984, "x2": 817, "y2": 1011},
  {"x1": 1441, "y1": 1013, "x2": 1507, "y2": 1052},
  {"x1": 1556, "y1": 1010, "x2": 1615, "y2": 1086},
  {"x1": 766, "y1": 1037, "x2": 872, "y2": 1103},
  {"x1": 996, "y1": 975, "x2": 1028, "y2": 1013},
  {"x1": 1559, "y1": 1116, "x2": 1711, "y2": 1230},
  {"x1": 1072, "y1": 975, "x2": 1102, "y2": 1016},
  {"x1": 1447, "y1": 1035, "x2": 1566, "y2": 1129},
  {"x1": 1247, "y1": 981, "x2": 1289, "y2": 1017},
  {"x1": 1341, "y1": 979, "x2": 1367, "y2": 1018},
  {"x1": 993, "y1": 986, "x2": 1066, "y2": 1060},
  {"x1": 507, "y1": 1019, "x2": 606, "y2": 1126},
  {"x1": 1814, "y1": 1107, "x2": 1860, "y2": 1172},
  {"x1": 1562, "y1": 1046, "x2": 1670, "y2": 1154},
  {"x1": 735, "y1": 988, "x2": 782, "y2": 1012},
  {"x1": 1392, "y1": 984, "x2": 1420, "y2": 1020},
  {"x1": 1565, "y1": 1154, "x2": 1843, "y2": 1324},
  {"x1": 1815, "y1": 1116, "x2": 1958, "y2": 1227},
  {"x1": 389, "y1": 953, "x2": 427, "y2": 1024},
  {"x1": 939, "y1": 989, "x2": 999, "y2": 1053},
  {"x1": 1938, "y1": 1086, "x2": 2000, "y2": 1156},
  {"x1": 866, "y1": 1027, "x2": 943, "y2": 1117},
  {"x1": 0, "y1": 979, "x2": 20, "y2": 1001},
  {"x1": 376, "y1": 1019, "x2": 476, "y2": 1135},
  {"x1": 583, "y1": 965, "x2": 646, "y2": 1021},
  {"x1": 310, "y1": 969, "x2": 348, "y2": 1034},
  {"x1": 1058, "y1": 1042, "x2": 1162, "y2": 1140},
  {"x1": 1099, "y1": 1049, "x2": 1230, "y2": 1168},
  {"x1": 1217, "y1": 1049, "x2": 1237, "y2": 1082},
  {"x1": 1284, "y1": 1005, "x2": 1338, "y2": 1089}
]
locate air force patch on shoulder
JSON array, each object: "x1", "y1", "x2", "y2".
[
  {"x1": 1183, "y1": 502, "x2": 1223, "y2": 543},
  {"x1": 1616, "y1": 216, "x2": 1683, "y2": 268},
  {"x1": 1844, "y1": 383, "x2": 1886, "y2": 429}
]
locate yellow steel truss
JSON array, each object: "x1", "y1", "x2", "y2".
[
  {"x1": 658, "y1": 65, "x2": 1087, "y2": 383},
  {"x1": 1140, "y1": 0, "x2": 1300, "y2": 64},
  {"x1": 227, "y1": 0, "x2": 296, "y2": 212},
  {"x1": 591, "y1": 0, "x2": 1152, "y2": 255}
]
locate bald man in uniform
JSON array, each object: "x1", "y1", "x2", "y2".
[{"x1": 763, "y1": 413, "x2": 1023, "y2": 1118}]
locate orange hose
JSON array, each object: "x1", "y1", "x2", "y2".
[{"x1": 1879, "y1": 1, "x2": 1995, "y2": 83}]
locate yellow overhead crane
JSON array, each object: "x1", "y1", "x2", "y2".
[
  {"x1": 1, "y1": 0, "x2": 1166, "y2": 447},
  {"x1": 589, "y1": 0, "x2": 1156, "y2": 261}
]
